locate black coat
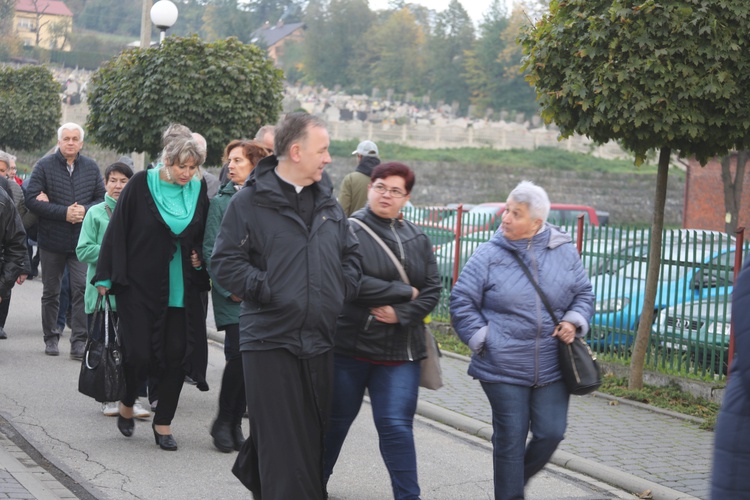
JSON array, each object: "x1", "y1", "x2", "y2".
[
  {"x1": 25, "y1": 150, "x2": 105, "y2": 253},
  {"x1": 210, "y1": 155, "x2": 362, "y2": 358},
  {"x1": 0, "y1": 186, "x2": 29, "y2": 297},
  {"x1": 335, "y1": 207, "x2": 442, "y2": 362},
  {"x1": 94, "y1": 171, "x2": 211, "y2": 387}
]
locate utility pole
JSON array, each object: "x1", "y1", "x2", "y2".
[
  {"x1": 132, "y1": 0, "x2": 153, "y2": 171},
  {"x1": 140, "y1": 0, "x2": 152, "y2": 49}
]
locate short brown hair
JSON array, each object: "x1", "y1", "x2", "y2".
[{"x1": 223, "y1": 140, "x2": 272, "y2": 168}]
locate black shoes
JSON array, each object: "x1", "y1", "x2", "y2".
[
  {"x1": 232, "y1": 424, "x2": 246, "y2": 451},
  {"x1": 152, "y1": 423, "x2": 178, "y2": 451},
  {"x1": 0, "y1": 327, "x2": 7, "y2": 339},
  {"x1": 211, "y1": 419, "x2": 234, "y2": 453},
  {"x1": 117, "y1": 415, "x2": 134, "y2": 437}
]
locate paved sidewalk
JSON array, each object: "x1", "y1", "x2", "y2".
[
  {"x1": 420, "y1": 352, "x2": 712, "y2": 500},
  {"x1": 0, "y1": 418, "x2": 76, "y2": 499}
]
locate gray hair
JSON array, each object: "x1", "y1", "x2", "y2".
[
  {"x1": 274, "y1": 113, "x2": 326, "y2": 160},
  {"x1": 161, "y1": 123, "x2": 191, "y2": 146},
  {"x1": 160, "y1": 132, "x2": 206, "y2": 171},
  {"x1": 0, "y1": 150, "x2": 15, "y2": 168},
  {"x1": 58, "y1": 122, "x2": 85, "y2": 141},
  {"x1": 507, "y1": 180, "x2": 550, "y2": 223},
  {"x1": 254, "y1": 125, "x2": 275, "y2": 141}
]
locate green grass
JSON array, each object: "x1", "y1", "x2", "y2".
[
  {"x1": 433, "y1": 328, "x2": 719, "y2": 429},
  {"x1": 600, "y1": 375, "x2": 719, "y2": 430},
  {"x1": 330, "y1": 141, "x2": 680, "y2": 177}
]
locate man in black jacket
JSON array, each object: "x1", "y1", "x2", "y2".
[
  {"x1": 25, "y1": 123, "x2": 105, "y2": 358},
  {"x1": 211, "y1": 112, "x2": 361, "y2": 500}
]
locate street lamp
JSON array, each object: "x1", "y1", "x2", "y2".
[{"x1": 150, "y1": 0, "x2": 178, "y2": 44}]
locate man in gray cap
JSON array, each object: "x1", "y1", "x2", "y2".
[{"x1": 338, "y1": 140, "x2": 380, "y2": 217}]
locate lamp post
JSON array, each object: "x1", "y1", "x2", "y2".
[{"x1": 150, "y1": 0, "x2": 178, "y2": 44}]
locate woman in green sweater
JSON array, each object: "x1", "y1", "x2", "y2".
[
  {"x1": 204, "y1": 139, "x2": 271, "y2": 452},
  {"x1": 75, "y1": 161, "x2": 149, "y2": 418}
]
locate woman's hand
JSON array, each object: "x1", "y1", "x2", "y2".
[
  {"x1": 230, "y1": 294, "x2": 243, "y2": 303},
  {"x1": 96, "y1": 285, "x2": 109, "y2": 296},
  {"x1": 191, "y1": 250, "x2": 202, "y2": 269},
  {"x1": 370, "y1": 305, "x2": 398, "y2": 324},
  {"x1": 553, "y1": 321, "x2": 577, "y2": 344}
]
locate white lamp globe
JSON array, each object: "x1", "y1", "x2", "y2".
[{"x1": 150, "y1": 0, "x2": 179, "y2": 31}]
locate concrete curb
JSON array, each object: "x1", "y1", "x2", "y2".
[{"x1": 442, "y1": 351, "x2": 706, "y2": 425}]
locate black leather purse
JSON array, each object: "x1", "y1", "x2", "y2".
[
  {"x1": 78, "y1": 294, "x2": 126, "y2": 403},
  {"x1": 509, "y1": 252, "x2": 601, "y2": 396}
]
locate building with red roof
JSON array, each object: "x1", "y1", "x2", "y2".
[{"x1": 15, "y1": 0, "x2": 73, "y2": 51}]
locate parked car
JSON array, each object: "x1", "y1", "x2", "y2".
[
  {"x1": 417, "y1": 202, "x2": 602, "y2": 246},
  {"x1": 433, "y1": 230, "x2": 495, "y2": 289},
  {"x1": 589, "y1": 230, "x2": 738, "y2": 350},
  {"x1": 651, "y1": 294, "x2": 732, "y2": 375}
]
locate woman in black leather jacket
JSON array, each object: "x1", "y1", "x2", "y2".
[{"x1": 324, "y1": 162, "x2": 441, "y2": 500}]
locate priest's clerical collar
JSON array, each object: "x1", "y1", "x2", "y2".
[{"x1": 274, "y1": 167, "x2": 304, "y2": 194}]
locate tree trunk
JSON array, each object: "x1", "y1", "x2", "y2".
[
  {"x1": 722, "y1": 150, "x2": 748, "y2": 234},
  {"x1": 628, "y1": 147, "x2": 670, "y2": 390}
]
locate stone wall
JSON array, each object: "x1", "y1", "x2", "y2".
[{"x1": 326, "y1": 158, "x2": 685, "y2": 226}]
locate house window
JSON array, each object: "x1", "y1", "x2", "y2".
[{"x1": 18, "y1": 19, "x2": 36, "y2": 31}]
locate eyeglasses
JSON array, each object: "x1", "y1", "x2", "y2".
[{"x1": 371, "y1": 184, "x2": 407, "y2": 198}]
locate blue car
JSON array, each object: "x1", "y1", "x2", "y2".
[
  {"x1": 651, "y1": 293, "x2": 732, "y2": 375},
  {"x1": 589, "y1": 230, "x2": 738, "y2": 350}
]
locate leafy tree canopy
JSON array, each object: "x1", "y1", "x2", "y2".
[
  {"x1": 520, "y1": 0, "x2": 750, "y2": 164},
  {"x1": 0, "y1": 66, "x2": 61, "y2": 152},
  {"x1": 86, "y1": 35, "x2": 284, "y2": 165}
]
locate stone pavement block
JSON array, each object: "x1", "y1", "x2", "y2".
[{"x1": 423, "y1": 354, "x2": 713, "y2": 499}]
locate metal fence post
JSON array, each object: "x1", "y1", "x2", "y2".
[
  {"x1": 451, "y1": 204, "x2": 464, "y2": 288},
  {"x1": 728, "y1": 226, "x2": 745, "y2": 376}
]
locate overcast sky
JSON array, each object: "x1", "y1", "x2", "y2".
[{"x1": 367, "y1": 0, "x2": 513, "y2": 26}]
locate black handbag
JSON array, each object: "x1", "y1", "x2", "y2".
[
  {"x1": 78, "y1": 295, "x2": 126, "y2": 403},
  {"x1": 509, "y1": 252, "x2": 601, "y2": 395}
]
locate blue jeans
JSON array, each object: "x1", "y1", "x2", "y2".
[
  {"x1": 480, "y1": 380, "x2": 569, "y2": 500},
  {"x1": 324, "y1": 354, "x2": 421, "y2": 500}
]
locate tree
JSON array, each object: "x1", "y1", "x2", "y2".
[
  {"x1": 721, "y1": 151, "x2": 749, "y2": 235},
  {"x1": 426, "y1": 0, "x2": 475, "y2": 111},
  {"x1": 86, "y1": 35, "x2": 284, "y2": 165},
  {"x1": 464, "y1": 1, "x2": 509, "y2": 115},
  {"x1": 302, "y1": 0, "x2": 375, "y2": 89},
  {"x1": 350, "y1": 8, "x2": 426, "y2": 94},
  {"x1": 0, "y1": 66, "x2": 61, "y2": 151},
  {"x1": 520, "y1": 0, "x2": 750, "y2": 389}
]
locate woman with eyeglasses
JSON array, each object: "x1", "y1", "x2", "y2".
[{"x1": 323, "y1": 162, "x2": 441, "y2": 499}]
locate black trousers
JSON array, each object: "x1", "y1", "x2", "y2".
[
  {"x1": 217, "y1": 323, "x2": 245, "y2": 424},
  {"x1": 233, "y1": 349, "x2": 333, "y2": 500},
  {"x1": 122, "y1": 307, "x2": 185, "y2": 426}
]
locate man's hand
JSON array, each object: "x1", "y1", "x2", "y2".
[
  {"x1": 66, "y1": 202, "x2": 85, "y2": 224},
  {"x1": 36, "y1": 192, "x2": 49, "y2": 202},
  {"x1": 96, "y1": 285, "x2": 109, "y2": 296},
  {"x1": 16, "y1": 274, "x2": 27, "y2": 285}
]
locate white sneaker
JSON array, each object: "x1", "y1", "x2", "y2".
[
  {"x1": 101, "y1": 402, "x2": 119, "y2": 416},
  {"x1": 133, "y1": 399, "x2": 151, "y2": 420}
]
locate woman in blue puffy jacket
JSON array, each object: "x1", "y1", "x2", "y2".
[{"x1": 450, "y1": 180, "x2": 594, "y2": 500}]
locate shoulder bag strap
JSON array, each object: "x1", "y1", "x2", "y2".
[
  {"x1": 508, "y1": 251, "x2": 560, "y2": 325},
  {"x1": 349, "y1": 218, "x2": 410, "y2": 285}
]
